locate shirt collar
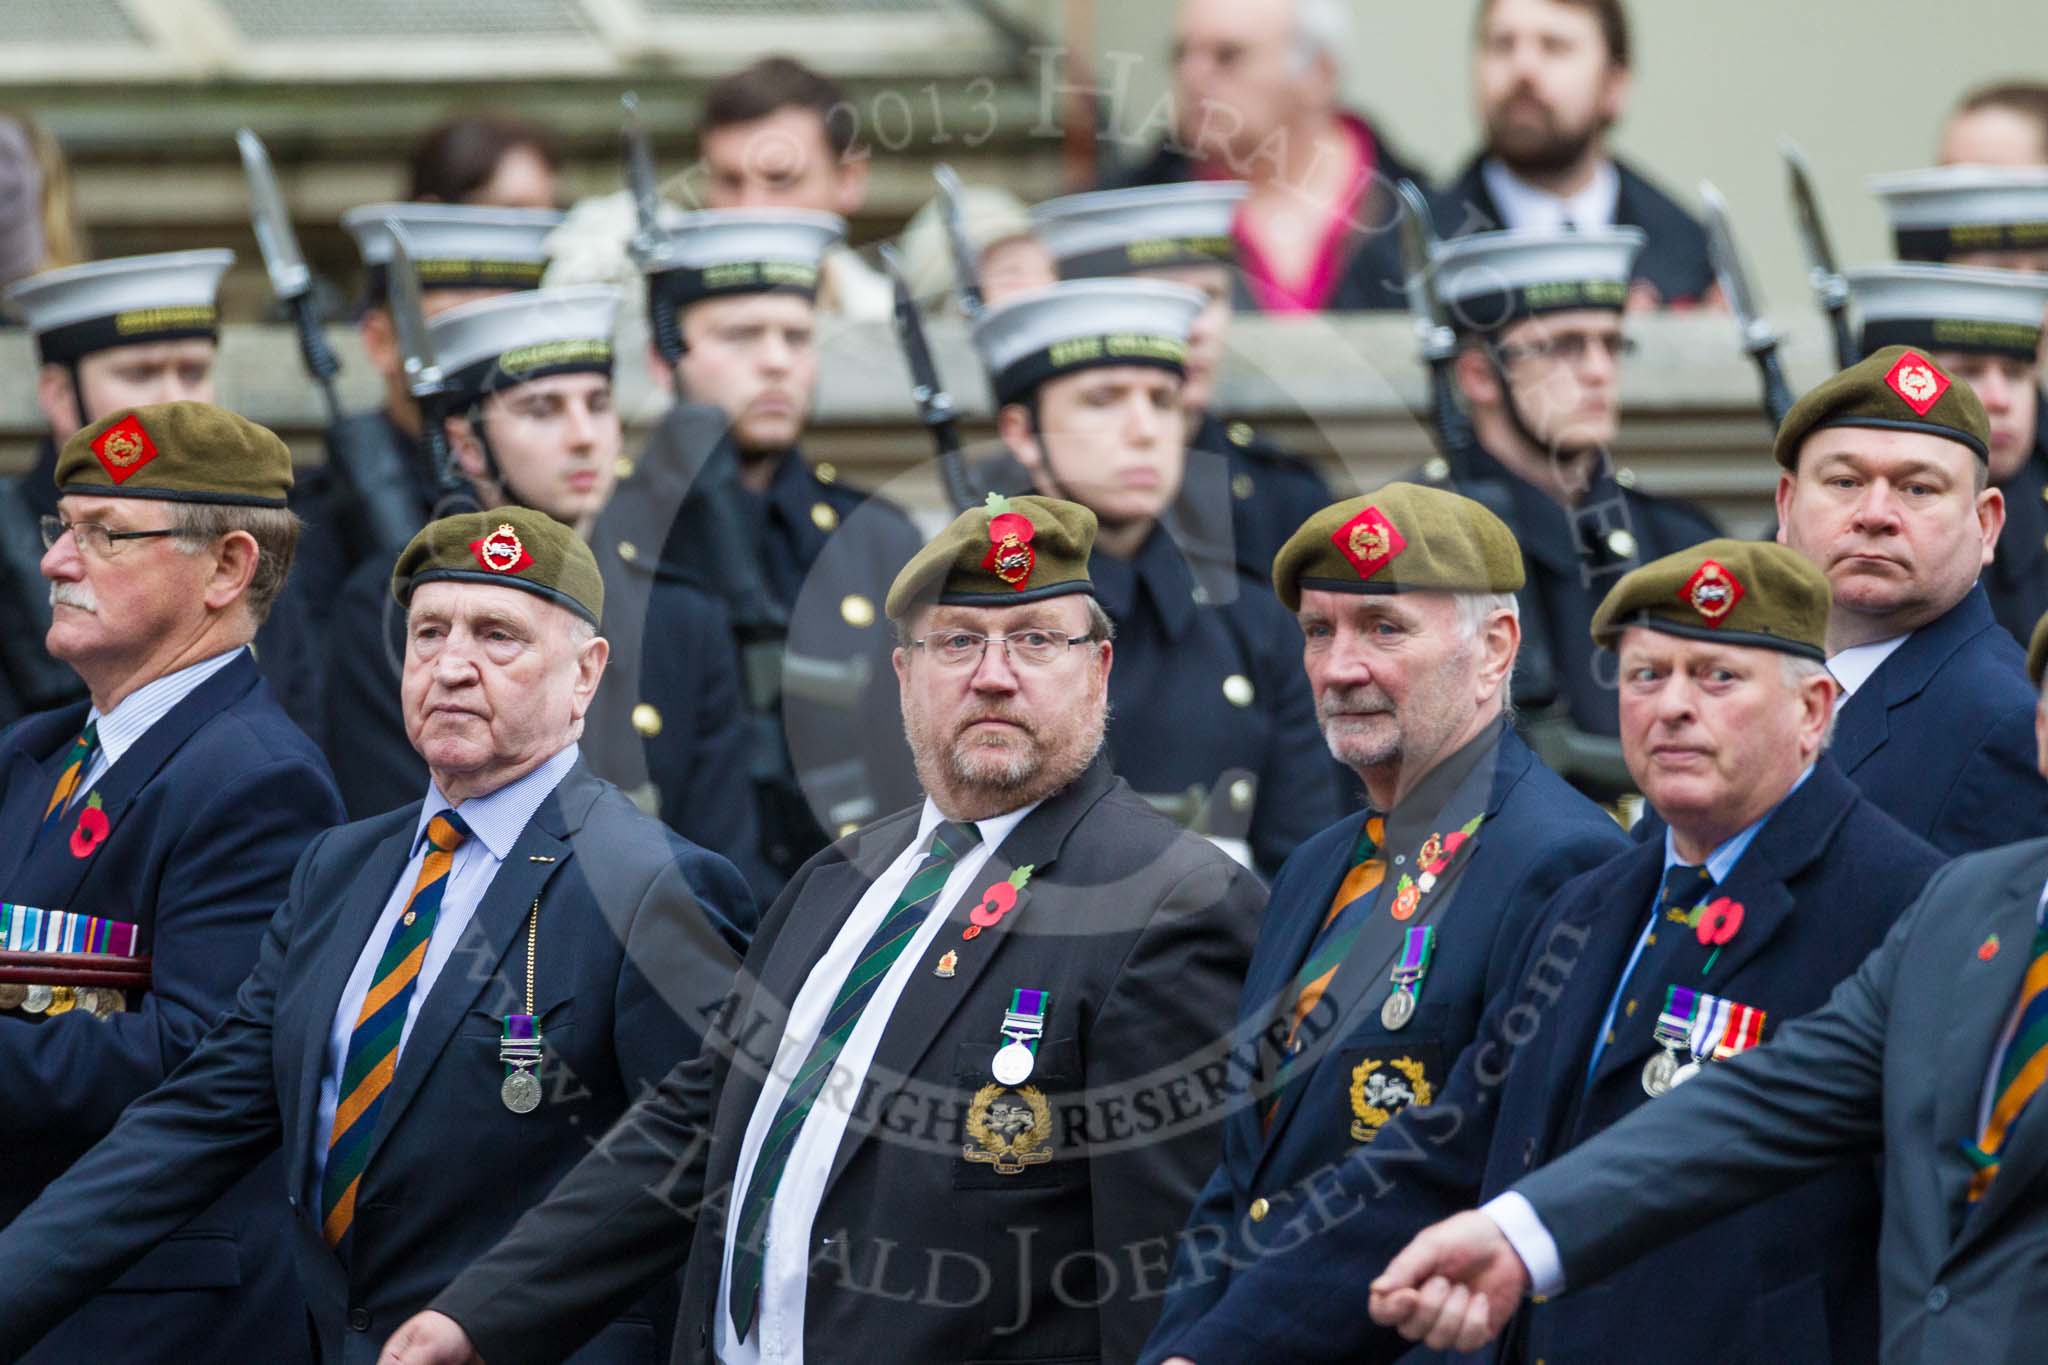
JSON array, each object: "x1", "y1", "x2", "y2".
[
  {"x1": 87, "y1": 646, "x2": 245, "y2": 769},
  {"x1": 1480, "y1": 157, "x2": 1620, "y2": 232},
  {"x1": 1826, "y1": 634, "x2": 1911, "y2": 698},
  {"x1": 420, "y1": 743, "x2": 581, "y2": 860},
  {"x1": 1660, "y1": 761, "x2": 1816, "y2": 884},
  {"x1": 917, "y1": 794, "x2": 1042, "y2": 857}
]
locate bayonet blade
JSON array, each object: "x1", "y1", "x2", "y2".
[
  {"x1": 933, "y1": 163, "x2": 985, "y2": 321},
  {"x1": 384, "y1": 219, "x2": 442, "y2": 396},
  {"x1": 621, "y1": 91, "x2": 662, "y2": 239},
  {"x1": 1780, "y1": 138, "x2": 1842, "y2": 282},
  {"x1": 1393, "y1": 178, "x2": 1458, "y2": 361},
  {"x1": 1699, "y1": 180, "x2": 1776, "y2": 353},
  {"x1": 235, "y1": 128, "x2": 311, "y2": 302}
]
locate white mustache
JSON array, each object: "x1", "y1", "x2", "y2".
[{"x1": 49, "y1": 582, "x2": 97, "y2": 613}]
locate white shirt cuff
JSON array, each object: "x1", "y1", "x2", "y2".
[{"x1": 1481, "y1": 1191, "x2": 1565, "y2": 1298}]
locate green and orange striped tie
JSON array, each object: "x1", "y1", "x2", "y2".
[
  {"x1": 320, "y1": 810, "x2": 471, "y2": 1245},
  {"x1": 1266, "y1": 814, "x2": 1386, "y2": 1130},
  {"x1": 40, "y1": 721, "x2": 99, "y2": 837},
  {"x1": 1965, "y1": 913, "x2": 2048, "y2": 1202},
  {"x1": 727, "y1": 819, "x2": 981, "y2": 1341}
]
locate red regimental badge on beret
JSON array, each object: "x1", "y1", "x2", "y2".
[
  {"x1": 471, "y1": 523, "x2": 533, "y2": 575},
  {"x1": 1331, "y1": 506, "x2": 1406, "y2": 581},
  {"x1": 1681, "y1": 559, "x2": 1744, "y2": 625},
  {"x1": 1885, "y1": 351, "x2": 1949, "y2": 417},
  {"x1": 90, "y1": 415, "x2": 159, "y2": 484},
  {"x1": 983, "y1": 510, "x2": 1036, "y2": 589}
]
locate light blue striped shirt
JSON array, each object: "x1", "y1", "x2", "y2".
[
  {"x1": 311, "y1": 743, "x2": 580, "y2": 1194},
  {"x1": 76, "y1": 646, "x2": 245, "y2": 794}
]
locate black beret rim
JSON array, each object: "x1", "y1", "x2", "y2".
[
  {"x1": 1293, "y1": 574, "x2": 1525, "y2": 598},
  {"x1": 1800, "y1": 414, "x2": 1989, "y2": 463},
  {"x1": 1597, "y1": 614, "x2": 1826, "y2": 662},
  {"x1": 891, "y1": 579, "x2": 1097, "y2": 620},
  {"x1": 55, "y1": 482, "x2": 289, "y2": 509},
  {"x1": 399, "y1": 567, "x2": 601, "y2": 628}
]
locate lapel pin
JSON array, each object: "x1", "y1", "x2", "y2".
[
  {"x1": 963, "y1": 865, "x2": 1035, "y2": 941},
  {"x1": 527, "y1": 855, "x2": 557, "y2": 863},
  {"x1": 1980, "y1": 933, "x2": 2001, "y2": 962},
  {"x1": 933, "y1": 950, "x2": 958, "y2": 979}
]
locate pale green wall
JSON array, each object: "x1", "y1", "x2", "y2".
[{"x1": 1085, "y1": 0, "x2": 2048, "y2": 317}]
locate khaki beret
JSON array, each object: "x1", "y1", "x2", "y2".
[
  {"x1": 886, "y1": 493, "x2": 1096, "y2": 620},
  {"x1": 1271, "y1": 483, "x2": 1525, "y2": 612},
  {"x1": 1772, "y1": 344, "x2": 1991, "y2": 468},
  {"x1": 1591, "y1": 538, "x2": 1828, "y2": 661},
  {"x1": 390, "y1": 507, "x2": 603, "y2": 627},
  {"x1": 2028, "y1": 611, "x2": 2048, "y2": 688},
  {"x1": 56, "y1": 401, "x2": 292, "y2": 508}
]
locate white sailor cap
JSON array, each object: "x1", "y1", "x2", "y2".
[
  {"x1": 1848, "y1": 262, "x2": 2048, "y2": 360},
  {"x1": 3, "y1": 249, "x2": 234, "y2": 365},
  {"x1": 971, "y1": 278, "x2": 1206, "y2": 406},
  {"x1": 1430, "y1": 227, "x2": 1645, "y2": 335},
  {"x1": 628, "y1": 208, "x2": 844, "y2": 307},
  {"x1": 1030, "y1": 182, "x2": 1247, "y2": 280},
  {"x1": 1870, "y1": 166, "x2": 2048, "y2": 262},
  {"x1": 343, "y1": 202, "x2": 562, "y2": 301},
  {"x1": 428, "y1": 285, "x2": 621, "y2": 404}
]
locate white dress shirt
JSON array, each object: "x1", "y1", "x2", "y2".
[
  {"x1": 1480, "y1": 157, "x2": 1620, "y2": 233},
  {"x1": 1826, "y1": 634, "x2": 1911, "y2": 699},
  {"x1": 74, "y1": 646, "x2": 244, "y2": 795},
  {"x1": 310, "y1": 744, "x2": 579, "y2": 1195},
  {"x1": 716, "y1": 796, "x2": 1039, "y2": 1365}
]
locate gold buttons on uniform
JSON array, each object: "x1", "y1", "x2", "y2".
[
  {"x1": 1228, "y1": 422, "x2": 1254, "y2": 447},
  {"x1": 840, "y1": 594, "x2": 875, "y2": 628},
  {"x1": 1423, "y1": 457, "x2": 1451, "y2": 483},
  {"x1": 1248, "y1": 1197, "x2": 1271, "y2": 1222},
  {"x1": 1614, "y1": 467, "x2": 1638, "y2": 490},
  {"x1": 613, "y1": 457, "x2": 636, "y2": 480},
  {"x1": 1223, "y1": 674, "x2": 1254, "y2": 707},
  {"x1": 1606, "y1": 529, "x2": 1638, "y2": 560},
  {"x1": 632, "y1": 703, "x2": 663, "y2": 738},
  {"x1": 815, "y1": 461, "x2": 839, "y2": 484},
  {"x1": 617, "y1": 540, "x2": 639, "y2": 562},
  {"x1": 1230, "y1": 778, "x2": 1254, "y2": 812},
  {"x1": 811, "y1": 502, "x2": 839, "y2": 532},
  {"x1": 1232, "y1": 473, "x2": 1255, "y2": 500},
  {"x1": 837, "y1": 821, "x2": 860, "y2": 837}
]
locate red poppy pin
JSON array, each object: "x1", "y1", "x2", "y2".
[
  {"x1": 963, "y1": 864, "x2": 1034, "y2": 940},
  {"x1": 1979, "y1": 933, "x2": 2001, "y2": 962},
  {"x1": 980, "y1": 493, "x2": 1036, "y2": 590},
  {"x1": 1390, "y1": 881, "x2": 1421, "y2": 921},
  {"x1": 1696, "y1": 896, "x2": 1744, "y2": 974},
  {"x1": 70, "y1": 792, "x2": 109, "y2": 859}
]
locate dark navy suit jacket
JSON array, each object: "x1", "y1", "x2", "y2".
[
  {"x1": 1831, "y1": 585, "x2": 2048, "y2": 855},
  {"x1": 0, "y1": 649, "x2": 342, "y2": 1365},
  {"x1": 0, "y1": 757, "x2": 754, "y2": 1365},
  {"x1": 1144, "y1": 727, "x2": 1626, "y2": 1361},
  {"x1": 1148, "y1": 756, "x2": 1943, "y2": 1365}
]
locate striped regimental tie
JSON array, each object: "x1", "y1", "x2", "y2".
[
  {"x1": 320, "y1": 810, "x2": 471, "y2": 1246},
  {"x1": 39, "y1": 721, "x2": 99, "y2": 838},
  {"x1": 727, "y1": 819, "x2": 981, "y2": 1340},
  {"x1": 1965, "y1": 907, "x2": 2048, "y2": 1202},
  {"x1": 1265, "y1": 814, "x2": 1386, "y2": 1130}
]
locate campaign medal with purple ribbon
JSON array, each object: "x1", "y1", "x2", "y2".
[
  {"x1": 500, "y1": 1013, "x2": 544, "y2": 1113},
  {"x1": 1643, "y1": 984, "x2": 1699, "y2": 1097},
  {"x1": 992, "y1": 987, "x2": 1050, "y2": 1086},
  {"x1": 1380, "y1": 926, "x2": 1437, "y2": 1031}
]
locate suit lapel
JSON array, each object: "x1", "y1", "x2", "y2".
[
  {"x1": 1554, "y1": 844, "x2": 1664, "y2": 1145},
  {"x1": 819, "y1": 762, "x2": 1117, "y2": 1196},
  {"x1": 1834, "y1": 590, "x2": 1999, "y2": 776},
  {"x1": 0, "y1": 710, "x2": 84, "y2": 886},
  {"x1": 287, "y1": 818, "x2": 418, "y2": 1201}
]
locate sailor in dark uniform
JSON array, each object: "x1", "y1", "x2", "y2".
[
  {"x1": 1418, "y1": 226, "x2": 1719, "y2": 799},
  {"x1": 1871, "y1": 167, "x2": 2048, "y2": 646},
  {"x1": 274, "y1": 204, "x2": 563, "y2": 740},
  {"x1": 973, "y1": 277, "x2": 1344, "y2": 877},
  {"x1": 1029, "y1": 182, "x2": 1336, "y2": 582},
  {"x1": 319, "y1": 284, "x2": 768, "y2": 890},
  {"x1": 0, "y1": 250, "x2": 232, "y2": 729},
  {"x1": 629, "y1": 208, "x2": 927, "y2": 884}
]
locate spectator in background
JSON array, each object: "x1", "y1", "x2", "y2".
[
  {"x1": 1434, "y1": 0, "x2": 1717, "y2": 311},
  {"x1": 407, "y1": 111, "x2": 561, "y2": 209},
  {"x1": 0, "y1": 113, "x2": 86, "y2": 292},
  {"x1": 698, "y1": 55, "x2": 893, "y2": 321},
  {"x1": 1107, "y1": 0, "x2": 1425, "y2": 313},
  {"x1": 1941, "y1": 82, "x2": 2048, "y2": 167},
  {"x1": 895, "y1": 182, "x2": 1056, "y2": 312}
]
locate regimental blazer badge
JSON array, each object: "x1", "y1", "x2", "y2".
[
  {"x1": 1349, "y1": 1055, "x2": 1433, "y2": 1143},
  {"x1": 962, "y1": 1083, "x2": 1054, "y2": 1175}
]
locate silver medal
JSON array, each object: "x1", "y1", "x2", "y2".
[
  {"x1": 22, "y1": 984, "x2": 52, "y2": 1015},
  {"x1": 1641, "y1": 1049, "x2": 1678, "y2": 1098},
  {"x1": 1669, "y1": 1060, "x2": 1702, "y2": 1088},
  {"x1": 992, "y1": 1040, "x2": 1035, "y2": 1086},
  {"x1": 501, "y1": 1068, "x2": 542, "y2": 1114},
  {"x1": 1381, "y1": 988, "x2": 1417, "y2": 1032}
]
